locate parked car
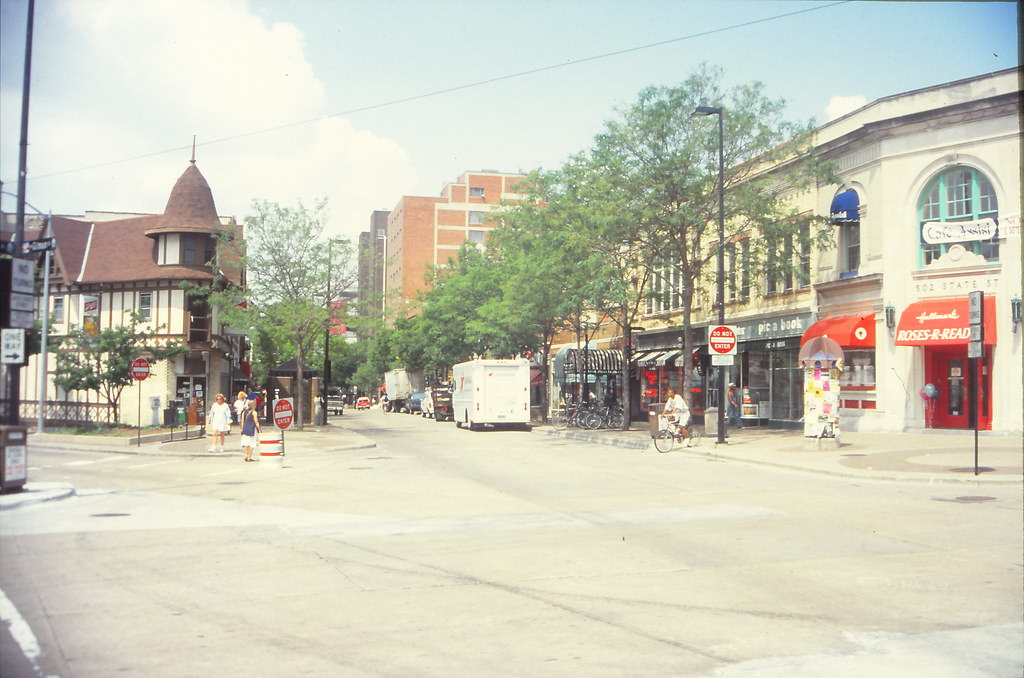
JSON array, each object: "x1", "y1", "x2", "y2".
[
  {"x1": 355, "y1": 396, "x2": 372, "y2": 410},
  {"x1": 405, "y1": 391, "x2": 426, "y2": 413}
]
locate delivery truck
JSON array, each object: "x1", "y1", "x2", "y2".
[
  {"x1": 383, "y1": 369, "x2": 424, "y2": 412},
  {"x1": 452, "y1": 359, "x2": 531, "y2": 431}
]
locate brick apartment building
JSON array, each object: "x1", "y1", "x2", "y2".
[{"x1": 383, "y1": 170, "x2": 524, "y2": 319}]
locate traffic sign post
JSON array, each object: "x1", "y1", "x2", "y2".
[
  {"x1": 274, "y1": 398, "x2": 295, "y2": 430},
  {"x1": 130, "y1": 358, "x2": 151, "y2": 381},
  {"x1": 967, "y1": 291, "x2": 984, "y2": 475},
  {"x1": 273, "y1": 398, "x2": 295, "y2": 461},
  {"x1": 1, "y1": 329, "x2": 27, "y2": 366},
  {"x1": 131, "y1": 358, "x2": 150, "y2": 447},
  {"x1": 708, "y1": 325, "x2": 738, "y2": 355}
]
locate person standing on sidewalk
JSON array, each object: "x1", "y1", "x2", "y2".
[
  {"x1": 240, "y1": 398, "x2": 261, "y2": 462},
  {"x1": 206, "y1": 393, "x2": 232, "y2": 453},
  {"x1": 233, "y1": 391, "x2": 247, "y2": 424},
  {"x1": 727, "y1": 383, "x2": 742, "y2": 428}
]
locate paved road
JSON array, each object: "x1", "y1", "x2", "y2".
[{"x1": 2, "y1": 409, "x2": 1021, "y2": 677}]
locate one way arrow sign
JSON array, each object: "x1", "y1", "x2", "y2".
[{"x1": 1, "y1": 328, "x2": 26, "y2": 365}]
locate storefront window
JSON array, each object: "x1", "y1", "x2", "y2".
[
  {"x1": 840, "y1": 350, "x2": 876, "y2": 389},
  {"x1": 743, "y1": 351, "x2": 771, "y2": 414},
  {"x1": 770, "y1": 349, "x2": 802, "y2": 421},
  {"x1": 918, "y1": 166, "x2": 999, "y2": 266}
]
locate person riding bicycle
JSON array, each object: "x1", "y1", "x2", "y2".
[{"x1": 662, "y1": 388, "x2": 692, "y2": 447}]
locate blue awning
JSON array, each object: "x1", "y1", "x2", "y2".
[{"x1": 830, "y1": 189, "x2": 860, "y2": 222}]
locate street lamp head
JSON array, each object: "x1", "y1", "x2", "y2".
[{"x1": 693, "y1": 105, "x2": 722, "y2": 116}]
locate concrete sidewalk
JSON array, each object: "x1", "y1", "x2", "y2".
[
  {"x1": 0, "y1": 424, "x2": 378, "y2": 510},
  {"x1": 535, "y1": 423, "x2": 1023, "y2": 485}
]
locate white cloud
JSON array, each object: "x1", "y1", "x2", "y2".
[
  {"x1": 4, "y1": 0, "x2": 415, "y2": 242},
  {"x1": 825, "y1": 95, "x2": 867, "y2": 122}
]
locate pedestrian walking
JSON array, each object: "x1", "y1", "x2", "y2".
[
  {"x1": 239, "y1": 398, "x2": 261, "y2": 462},
  {"x1": 206, "y1": 393, "x2": 232, "y2": 453}
]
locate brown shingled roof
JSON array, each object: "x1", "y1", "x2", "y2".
[{"x1": 144, "y1": 162, "x2": 221, "y2": 237}]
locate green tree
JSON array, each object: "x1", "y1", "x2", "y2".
[
  {"x1": 490, "y1": 170, "x2": 630, "y2": 415},
  {"x1": 210, "y1": 199, "x2": 356, "y2": 429},
  {"x1": 556, "y1": 64, "x2": 835, "y2": 409},
  {"x1": 52, "y1": 312, "x2": 186, "y2": 424}
]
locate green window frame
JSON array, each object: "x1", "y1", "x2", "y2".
[{"x1": 918, "y1": 167, "x2": 999, "y2": 266}]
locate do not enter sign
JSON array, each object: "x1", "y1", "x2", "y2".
[
  {"x1": 708, "y1": 325, "x2": 738, "y2": 355},
  {"x1": 130, "y1": 357, "x2": 151, "y2": 381},
  {"x1": 273, "y1": 398, "x2": 295, "y2": 430}
]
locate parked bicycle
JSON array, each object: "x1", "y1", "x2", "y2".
[
  {"x1": 652, "y1": 415, "x2": 702, "y2": 452},
  {"x1": 551, "y1": 399, "x2": 626, "y2": 430},
  {"x1": 578, "y1": 403, "x2": 626, "y2": 430}
]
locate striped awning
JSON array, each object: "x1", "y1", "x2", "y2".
[
  {"x1": 564, "y1": 349, "x2": 623, "y2": 374},
  {"x1": 656, "y1": 349, "x2": 684, "y2": 365}
]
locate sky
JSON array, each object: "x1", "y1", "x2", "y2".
[{"x1": 0, "y1": 0, "x2": 1019, "y2": 244}]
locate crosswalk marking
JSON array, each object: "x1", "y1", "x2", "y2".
[{"x1": 64, "y1": 455, "x2": 126, "y2": 467}]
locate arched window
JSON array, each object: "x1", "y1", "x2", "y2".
[{"x1": 918, "y1": 167, "x2": 999, "y2": 266}]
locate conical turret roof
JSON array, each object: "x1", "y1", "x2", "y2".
[{"x1": 145, "y1": 161, "x2": 222, "y2": 237}]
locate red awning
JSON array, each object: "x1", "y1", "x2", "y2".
[
  {"x1": 801, "y1": 314, "x2": 875, "y2": 348},
  {"x1": 895, "y1": 296, "x2": 997, "y2": 346}
]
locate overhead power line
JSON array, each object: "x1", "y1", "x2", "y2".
[{"x1": 27, "y1": 1, "x2": 850, "y2": 182}]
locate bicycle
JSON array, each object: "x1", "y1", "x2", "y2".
[
  {"x1": 652, "y1": 415, "x2": 702, "y2": 453},
  {"x1": 578, "y1": 404, "x2": 626, "y2": 430}
]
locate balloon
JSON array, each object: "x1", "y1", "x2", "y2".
[{"x1": 924, "y1": 383, "x2": 940, "y2": 399}]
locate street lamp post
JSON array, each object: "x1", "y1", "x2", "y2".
[{"x1": 694, "y1": 105, "x2": 728, "y2": 445}]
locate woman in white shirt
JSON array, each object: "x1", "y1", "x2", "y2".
[{"x1": 206, "y1": 393, "x2": 232, "y2": 453}]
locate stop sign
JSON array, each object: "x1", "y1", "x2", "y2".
[
  {"x1": 130, "y1": 357, "x2": 150, "y2": 381},
  {"x1": 273, "y1": 398, "x2": 295, "y2": 430},
  {"x1": 708, "y1": 325, "x2": 738, "y2": 355}
]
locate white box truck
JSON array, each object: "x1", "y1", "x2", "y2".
[
  {"x1": 384, "y1": 369, "x2": 424, "y2": 412},
  {"x1": 452, "y1": 359, "x2": 532, "y2": 430}
]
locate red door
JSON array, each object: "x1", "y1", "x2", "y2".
[{"x1": 924, "y1": 347, "x2": 991, "y2": 430}]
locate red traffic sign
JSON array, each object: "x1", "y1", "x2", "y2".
[
  {"x1": 273, "y1": 398, "x2": 295, "y2": 430},
  {"x1": 708, "y1": 325, "x2": 738, "y2": 355},
  {"x1": 130, "y1": 357, "x2": 151, "y2": 381}
]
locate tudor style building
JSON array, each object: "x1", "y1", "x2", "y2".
[{"x1": 6, "y1": 159, "x2": 247, "y2": 426}]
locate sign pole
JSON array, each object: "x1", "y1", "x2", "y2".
[
  {"x1": 137, "y1": 382, "x2": 142, "y2": 448},
  {"x1": 967, "y1": 291, "x2": 983, "y2": 476},
  {"x1": 130, "y1": 357, "x2": 151, "y2": 447}
]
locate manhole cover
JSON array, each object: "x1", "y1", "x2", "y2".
[
  {"x1": 91, "y1": 513, "x2": 131, "y2": 518},
  {"x1": 933, "y1": 496, "x2": 997, "y2": 504},
  {"x1": 349, "y1": 466, "x2": 373, "y2": 471}
]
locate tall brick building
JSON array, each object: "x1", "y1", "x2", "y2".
[
  {"x1": 357, "y1": 209, "x2": 388, "y2": 330},
  {"x1": 384, "y1": 170, "x2": 524, "y2": 319}
]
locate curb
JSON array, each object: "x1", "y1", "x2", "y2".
[{"x1": 532, "y1": 427, "x2": 1022, "y2": 485}]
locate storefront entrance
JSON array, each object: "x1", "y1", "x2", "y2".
[{"x1": 924, "y1": 347, "x2": 991, "y2": 430}]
